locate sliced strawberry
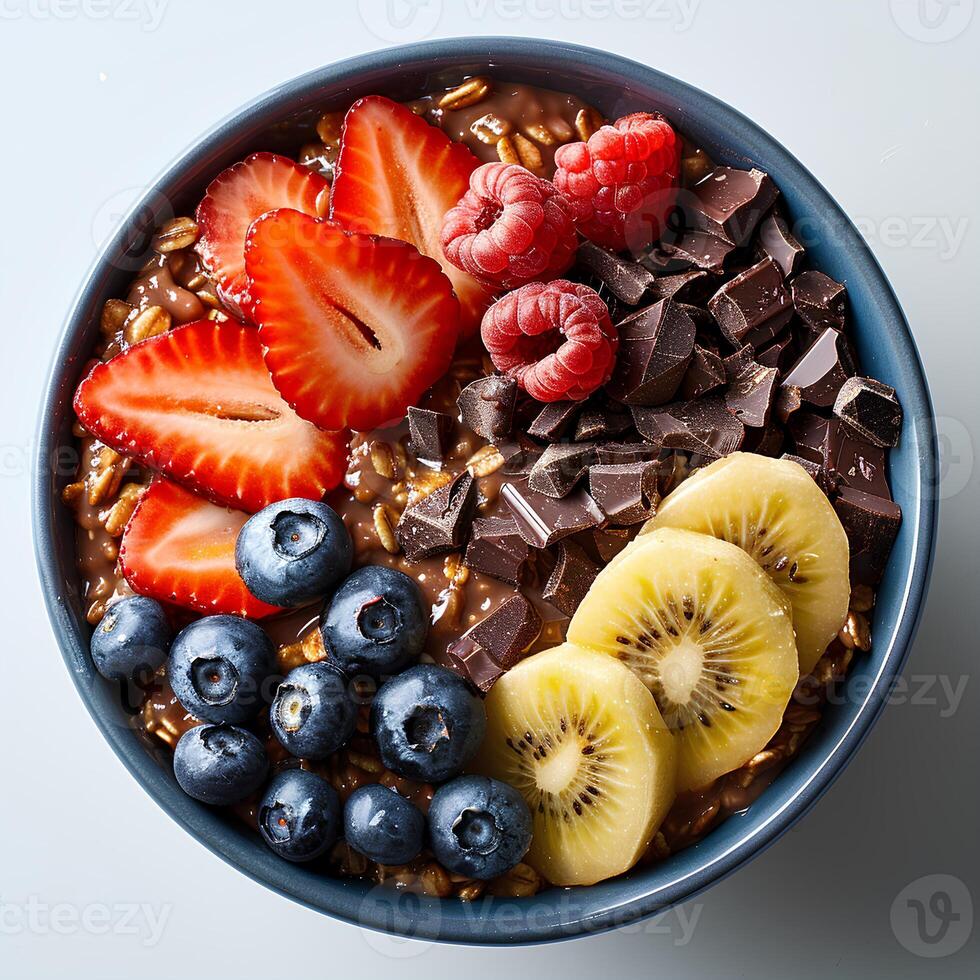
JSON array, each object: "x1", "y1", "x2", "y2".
[
  {"x1": 73, "y1": 318, "x2": 349, "y2": 513},
  {"x1": 195, "y1": 152, "x2": 328, "y2": 315},
  {"x1": 246, "y1": 210, "x2": 460, "y2": 432},
  {"x1": 329, "y1": 95, "x2": 493, "y2": 336},
  {"x1": 120, "y1": 479, "x2": 281, "y2": 618}
]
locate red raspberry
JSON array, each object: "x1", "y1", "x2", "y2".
[
  {"x1": 553, "y1": 111, "x2": 680, "y2": 254},
  {"x1": 441, "y1": 162, "x2": 579, "y2": 290},
  {"x1": 481, "y1": 280, "x2": 618, "y2": 402}
]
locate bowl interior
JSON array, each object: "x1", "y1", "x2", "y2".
[{"x1": 34, "y1": 38, "x2": 936, "y2": 945}]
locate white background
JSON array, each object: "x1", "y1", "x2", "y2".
[{"x1": 1, "y1": 0, "x2": 978, "y2": 976}]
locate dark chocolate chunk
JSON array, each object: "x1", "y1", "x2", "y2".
[
  {"x1": 497, "y1": 435, "x2": 542, "y2": 476},
  {"x1": 707, "y1": 257, "x2": 793, "y2": 348},
  {"x1": 446, "y1": 593, "x2": 542, "y2": 692},
  {"x1": 781, "y1": 452, "x2": 835, "y2": 495},
  {"x1": 757, "y1": 212, "x2": 805, "y2": 278},
  {"x1": 743, "y1": 424, "x2": 784, "y2": 457},
  {"x1": 833, "y1": 486, "x2": 902, "y2": 586},
  {"x1": 395, "y1": 472, "x2": 477, "y2": 562},
  {"x1": 593, "y1": 526, "x2": 634, "y2": 562},
  {"x1": 725, "y1": 356, "x2": 779, "y2": 428},
  {"x1": 541, "y1": 540, "x2": 600, "y2": 617},
  {"x1": 457, "y1": 375, "x2": 517, "y2": 441},
  {"x1": 791, "y1": 271, "x2": 847, "y2": 333},
  {"x1": 782, "y1": 327, "x2": 854, "y2": 408},
  {"x1": 652, "y1": 228, "x2": 735, "y2": 273},
  {"x1": 501, "y1": 480, "x2": 605, "y2": 549},
  {"x1": 594, "y1": 441, "x2": 660, "y2": 465},
  {"x1": 527, "y1": 400, "x2": 579, "y2": 441},
  {"x1": 528, "y1": 442, "x2": 596, "y2": 498},
  {"x1": 577, "y1": 241, "x2": 655, "y2": 305},
  {"x1": 407, "y1": 406, "x2": 454, "y2": 467},
  {"x1": 463, "y1": 516, "x2": 531, "y2": 586},
  {"x1": 685, "y1": 167, "x2": 779, "y2": 245},
  {"x1": 775, "y1": 383, "x2": 803, "y2": 425},
  {"x1": 833, "y1": 376, "x2": 903, "y2": 448},
  {"x1": 606, "y1": 300, "x2": 696, "y2": 406},
  {"x1": 756, "y1": 330, "x2": 797, "y2": 374},
  {"x1": 590, "y1": 461, "x2": 661, "y2": 525},
  {"x1": 574, "y1": 398, "x2": 633, "y2": 442},
  {"x1": 681, "y1": 344, "x2": 726, "y2": 399},
  {"x1": 649, "y1": 269, "x2": 719, "y2": 305},
  {"x1": 788, "y1": 414, "x2": 891, "y2": 499},
  {"x1": 633, "y1": 396, "x2": 745, "y2": 459}
]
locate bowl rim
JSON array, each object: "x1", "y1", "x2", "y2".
[{"x1": 32, "y1": 36, "x2": 938, "y2": 946}]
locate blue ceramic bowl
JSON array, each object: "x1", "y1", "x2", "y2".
[{"x1": 33, "y1": 38, "x2": 938, "y2": 945}]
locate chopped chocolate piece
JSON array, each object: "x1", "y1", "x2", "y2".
[
  {"x1": 528, "y1": 400, "x2": 579, "y2": 441},
  {"x1": 782, "y1": 327, "x2": 854, "y2": 408},
  {"x1": 457, "y1": 375, "x2": 517, "y2": 442},
  {"x1": 743, "y1": 424, "x2": 784, "y2": 457},
  {"x1": 528, "y1": 442, "x2": 596, "y2": 498},
  {"x1": 756, "y1": 330, "x2": 797, "y2": 374},
  {"x1": 497, "y1": 435, "x2": 542, "y2": 476},
  {"x1": 676, "y1": 302, "x2": 715, "y2": 332},
  {"x1": 395, "y1": 472, "x2": 477, "y2": 562},
  {"x1": 594, "y1": 441, "x2": 660, "y2": 465},
  {"x1": 707, "y1": 257, "x2": 793, "y2": 348},
  {"x1": 654, "y1": 229, "x2": 735, "y2": 273},
  {"x1": 791, "y1": 271, "x2": 846, "y2": 333},
  {"x1": 682, "y1": 344, "x2": 726, "y2": 399},
  {"x1": 685, "y1": 167, "x2": 779, "y2": 245},
  {"x1": 541, "y1": 540, "x2": 600, "y2": 617},
  {"x1": 446, "y1": 593, "x2": 542, "y2": 692},
  {"x1": 501, "y1": 480, "x2": 605, "y2": 548},
  {"x1": 574, "y1": 399, "x2": 633, "y2": 442},
  {"x1": 606, "y1": 300, "x2": 696, "y2": 406},
  {"x1": 757, "y1": 212, "x2": 804, "y2": 278},
  {"x1": 775, "y1": 383, "x2": 803, "y2": 425},
  {"x1": 593, "y1": 526, "x2": 634, "y2": 562},
  {"x1": 781, "y1": 452, "x2": 835, "y2": 495},
  {"x1": 590, "y1": 461, "x2": 661, "y2": 525},
  {"x1": 463, "y1": 516, "x2": 531, "y2": 586},
  {"x1": 833, "y1": 376, "x2": 903, "y2": 448},
  {"x1": 577, "y1": 241, "x2": 655, "y2": 305},
  {"x1": 633, "y1": 396, "x2": 745, "y2": 458},
  {"x1": 834, "y1": 486, "x2": 902, "y2": 586},
  {"x1": 725, "y1": 356, "x2": 779, "y2": 428},
  {"x1": 649, "y1": 269, "x2": 718, "y2": 305},
  {"x1": 788, "y1": 413, "x2": 892, "y2": 499},
  {"x1": 407, "y1": 406, "x2": 454, "y2": 467}
]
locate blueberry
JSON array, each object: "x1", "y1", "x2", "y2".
[
  {"x1": 427, "y1": 775, "x2": 532, "y2": 880},
  {"x1": 343, "y1": 784, "x2": 425, "y2": 865},
  {"x1": 319, "y1": 566, "x2": 428, "y2": 678},
  {"x1": 270, "y1": 661, "x2": 356, "y2": 759},
  {"x1": 236, "y1": 498, "x2": 352, "y2": 607},
  {"x1": 90, "y1": 596, "x2": 172, "y2": 681},
  {"x1": 370, "y1": 664, "x2": 485, "y2": 782},
  {"x1": 257, "y1": 768, "x2": 341, "y2": 862},
  {"x1": 173, "y1": 724, "x2": 268, "y2": 805},
  {"x1": 167, "y1": 616, "x2": 275, "y2": 724}
]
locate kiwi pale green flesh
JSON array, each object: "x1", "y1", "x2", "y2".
[
  {"x1": 474, "y1": 643, "x2": 677, "y2": 887},
  {"x1": 568, "y1": 528, "x2": 799, "y2": 792},
  {"x1": 641, "y1": 453, "x2": 850, "y2": 673}
]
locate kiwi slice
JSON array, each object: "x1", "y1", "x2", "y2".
[
  {"x1": 474, "y1": 643, "x2": 677, "y2": 887},
  {"x1": 643, "y1": 452, "x2": 850, "y2": 673},
  {"x1": 568, "y1": 528, "x2": 799, "y2": 792}
]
